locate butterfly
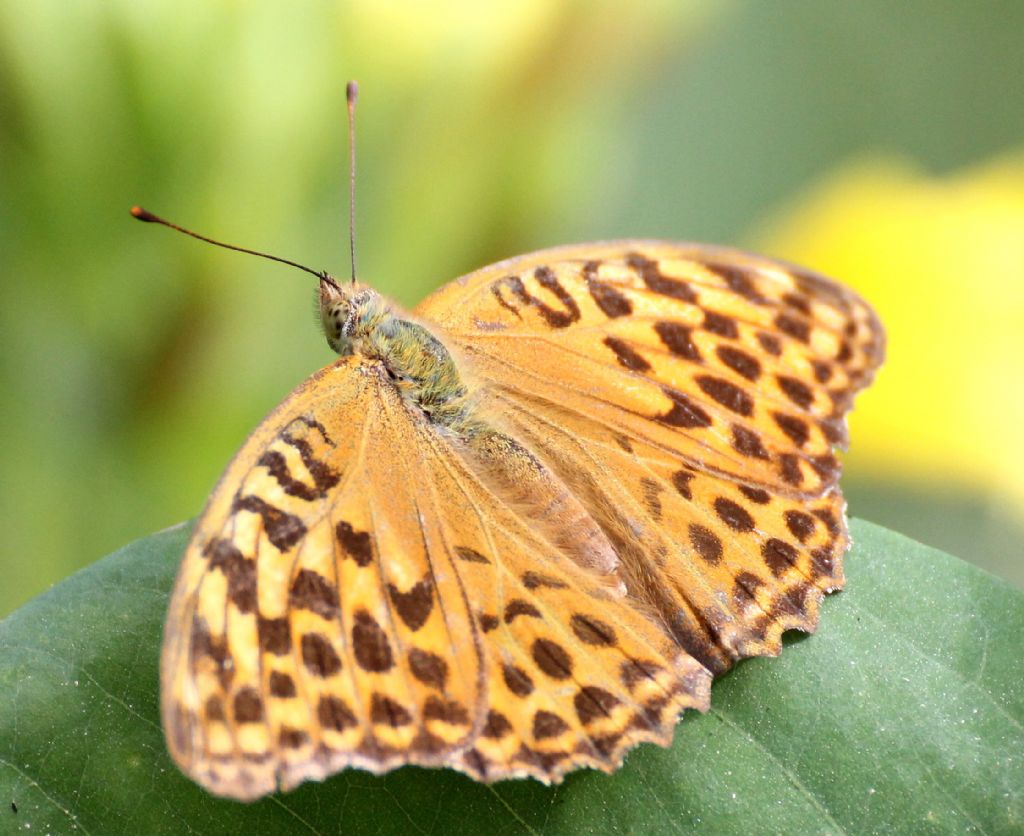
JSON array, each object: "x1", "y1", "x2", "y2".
[{"x1": 154, "y1": 231, "x2": 884, "y2": 801}]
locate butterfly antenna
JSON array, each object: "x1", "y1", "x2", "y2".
[
  {"x1": 346, "y1": 80, "x2": 359, "y2": 285},
  {"x1": 129, "y1": 206, "x2": 340, "y2": 289}
]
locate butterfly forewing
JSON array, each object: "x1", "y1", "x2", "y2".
[{"x1": 417, "y1": 242, "x2": 882, "y2": 498}]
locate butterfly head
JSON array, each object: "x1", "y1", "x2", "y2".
[{"x1": 318, "y1": 275, "x2": 388, "y2": 355}]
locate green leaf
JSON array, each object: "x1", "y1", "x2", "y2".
[{"x1": 1, "y1": 520, "x2": 1021, "y2": 834}]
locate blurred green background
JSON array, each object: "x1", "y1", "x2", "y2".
[{"x1": 2, "y1": 1, "x2": 1023, "y2": 619}]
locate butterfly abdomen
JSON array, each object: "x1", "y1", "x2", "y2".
[{"x1": 466, "y1": 429, "x2": 625, "y2": 593}]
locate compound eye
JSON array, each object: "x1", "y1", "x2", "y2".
[{"x1": 324, "y1": 304, "x2": 346, "y2": 337}]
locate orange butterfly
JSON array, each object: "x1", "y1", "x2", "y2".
[
  {"x1": 150, "y1": 234, "x2": 882, "y2": 800},
  {"x1": 145, "y1": 84, "x2": 884, "y2": 802}
]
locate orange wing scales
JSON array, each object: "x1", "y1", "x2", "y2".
[{"x1": 163, "y1": 241, "x2": 883, "y2": 800}]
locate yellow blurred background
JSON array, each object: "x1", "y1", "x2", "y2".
[{"x1": 2, "y1": 1, "x2": 1022, "y2": 617}]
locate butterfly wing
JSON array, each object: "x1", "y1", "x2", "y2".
[
  {"x1": 162, "y1": 355, "x2": 706, "y2": 800},
  {"x1": 415, "y1": 241, "x2": 884, "y2": 672}
]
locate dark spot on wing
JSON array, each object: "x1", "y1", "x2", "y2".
[
  {"x1": 388, "y1": 577, "x2": 434, "y2": 631},
  {"x1": 585, "y1": 261, "x2": 633, "y2": 317},
  {"x1": 697, "y1": 375, "x2": 754, "y2": 416},
  {"x1": 289, "y1": 569, "x2": 339, "y2": 620},
  {"x1": 656, "y1": 388, "x2": 713, "y2": 428},
  {"x1": 232, "y1": 495, "x2": 306, "y2": 551},
  {"x1": 604, "y1": 336, "x2": 651, "y2": 371},
  {"x1": 627, "y1": 253, "x2": 698, "y2": 302},
  {"x1": 655, "y1": 322, "x2": 702, "y2": 361},
  {"x1": 352, "y1": 610, "x2": 394, "y2": 672}
]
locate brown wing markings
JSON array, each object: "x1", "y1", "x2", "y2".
[
  {"x1": 261, "y1": 409, "x2": 370, "y2": 788},
  {"x1": 469, "y1": 342, "x2": 733, "y2": 453},
  {"x1": 478, "y1": 572, "x2": 695, "y2": 780},
  {"x1": 195, "y1": 507, "x2": 249, "y2": 789},
  {"x1": 175, "y1": 367, "x2": 378, "y2": 795},
  {"x1": 324, "y1": 483, "x2": 376, "y2": 753},
  {"x1": 424, "y1": 418, "x2": 546, "y2": 664},
  {"x1": 418, "y1": 433, "x2": 499, "y2": 713},
  {"x1": 561, "y1": 419, "x2": 844, "y2": 633},
  {"x1": 491, "y1": 393, "x2": 748, "y2": 641},
  {"x1": 212, "y1": 509, "x2": 247, "y2": 775},
  {"x1": 490, "y1": 384, "x2": 794, "y2": 499},
  {"x1": 487, "y1": 394, "x2": 689, "y2": 610},
  {"x1": 427, "y1": 245, "x2": 875, "y2": 350},
  {"x1": 280, "y1": 519, "x2": 337, "y2": 782},
  {"x1": 415, "y1": 244, "x2": 718, "y2": 312},
  {"x1": 468, "y1": 319, "x2": 851, "y2": 440},
  {"x1": 328, "y1": 425, "x2": 377, "y2": 741},
  {"x1": 487, "y1": 570, "x2": 636, "y2": 770},
  {"x1": 184, "y1": 508, "x2": 248, "y2": 755},
  {"x1": 421, "y1": 244, "x2": 883, "y2": 431},
  {"x1": 170, "y1": 590, "x2": 201, "y2": 770},
  {"x1": 417, "y1": 470, "x2": 490, "y2": 743},
  {"x1": 415, "y1": 428, "x2": 565, "y2": 776},
  {"x1": 593, "y1": 278, "x2": 857, "y2": 351},
  {"x1": 471, "y1": 264, "x2": 872, "y2": 358},
  {"x1": 164, "y1": 560, "x2": 203, "y2": 763},
  {"x1": 293, "y1": 401, "x2": 410, "y2": 778},
  {"x1": 241, "y1": 480, "x2": 319, "y2": 790},
  {"x1": 441, "y1": 485, "x2": 660, "y2": 778},
  {"x1": 362, "y1": 417, "x2": 452, "y2": 759},
  {"x1": 467, "y1": 320, "x2": 866, "y2": 436},
  {"x1": 243, "y1": 511, "x2": 273, "y2": 782},
  {"x1": 599, "y1": 426, "x2": 847, "y2": 594},
  {"x1": 425, "y1": 457, "x2": 577, "y2": 782},
  {"x1": 608, "y1": 392, "x2": 849, "y2": 601},
  {"x1": 403, "y1": 476, "x2": 483, "y2": 752},
  {"x1": 363, "y1": 497, "x2": 422, "y2": 740},
  {"x1": 658, "y1": 255, "x2": 882, "y2": 364},
  {"x1": 463, "y1": 328, "x2": 774, "y2": 431},
  {"x1": 279, "y1": 398, "x2": 462, "y2": 784},
  {"x1": 352, "y1": 401, "x2": 486, "y2": 769},
  {"x1": 169, "y1": 244, "x2": 879, "y2": 796},
  {"x1": 503, "y1": 623, "x2": 651, "y2": 775},
  {"x1": 467, "y1": 318, "x2": 840, "y2": 400}
]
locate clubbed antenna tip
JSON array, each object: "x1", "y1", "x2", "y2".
[{"x1": 130, "y1": 206, "x2": 159, "y2": 222}]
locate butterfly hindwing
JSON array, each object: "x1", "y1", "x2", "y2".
[{"x1": 491, "y1": 392, "x2": 849, "y2": 673}]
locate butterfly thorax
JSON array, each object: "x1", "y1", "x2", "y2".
[{"x1": 320, "y1": 281, "x2": 473, "y2": 431}]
